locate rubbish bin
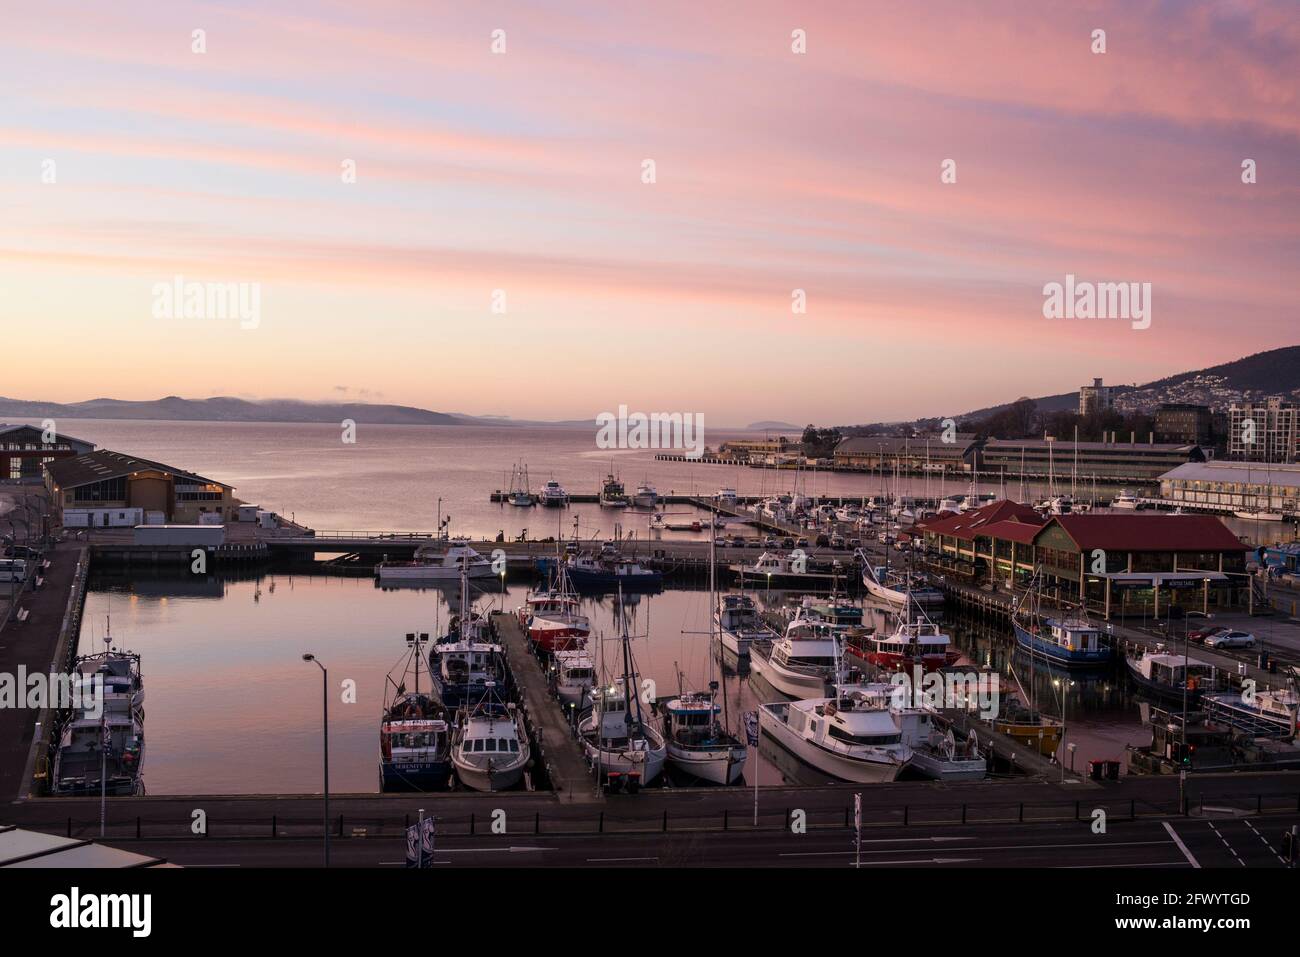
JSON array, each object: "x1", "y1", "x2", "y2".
[
  {"x1": 1088, "y1": 760, "x2": 1103, "y2": 780},
  {"x1": 1105, "y1": 760, "x2": 1121, "y2": 781}
]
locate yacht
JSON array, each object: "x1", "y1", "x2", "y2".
[
  {"x1": 1111, "y1": 490, "x2": 1140, "y2": 509},
  {"x1": 937, "y1": 497, "x2": 962, "y2": 514},
  {"x1": 632, "y1": 482, "x2": 658, "y2": 508},
  {"x1": 759, "y1": 684, "x2": 911, "y2": 783},
  {"x1": 539, "y1": 479, "x2": 569, "y2": 507},
  {"x1": 1124, "y1": 649, "x2": 1219, "y2": 706},
  {"x1": 380, "y1": 632, "x2": 453, "y2": 792},
  {"x1": 52, "y1": 631, "x2": 145, "y2": 797},
  {"x1": 1203, "y1": 685, "x2": 1298, "y2": 739},
  {"x1": 451, "y1": 682, "x2": 531, "y2": 791},
  {"x1": 1234, "y1": 508, "x2": 1285, "y2": 522},
  {"x1": 716, "y1": 487, "x2": 738, "y2": 507},
  {"x1": 376, "y1": 539, "x2": 494, "y2": 583},
  {"x1": 857, "y1": 556, "x2": 945, "y2": 616},
  {"x1": 599, "y1": 473, "x2": 628, "y2": 508},
  {"x1": 749, "y1": 620, "x2": 840, "y2": 698},
  {"x1": 716, "y1": 593, "x2": 774, "y2": 658},
  {"x1": 507, "y1": 463, "x2": 533, "y2": 507},
  {"x1": 549, "y1": 648, "x2": 595, "y2": 711},
  {"x1": 566, "y1": 552, "x2": 663, "y2": 592},
  {"x1": 735, "y1": 552, "x2": 842, "y2": 589},
  {"x1": 786, "y1": 594, "x2": 863, "y2": 629}
]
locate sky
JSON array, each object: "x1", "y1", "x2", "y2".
[{"x1": 1, "y1": 1, "x2": 1297, "y2": 425}]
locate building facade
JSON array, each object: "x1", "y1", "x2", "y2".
[
  {"x1": 1227, "y1": 397, "x2": 1299, "y2": 464},
  {"x1": 832, "y1": 434, "x2": 977, "y2": 473},
  {"x1": 913, "y1": 501, "x2": 1248, "y2": 618},
  {"x1": 44, "y1": 450, "x2": 235, "y2": 524},
  {"x1": 0, "y1": 424, "x2": 96, "y2": 483},
  {"x1": 980, "y1": 436, "x2": 1204, "y2": 483},
  {"x1": 1158, "y1": 460, "x2": 1300, "y2": 518},
  {"x1": 1078, "y1": 378, "x2": 1113, "y2": 416},
  {"x1": 1153, "y1": 403, "x2": 1212, "y2": 445}
]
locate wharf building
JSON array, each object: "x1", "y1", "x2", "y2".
[
  {"x1": 913, "y1": 500, "x2": 1248, "y2": 619},
  {"x1": 978, "y1": 435, "x2": 1205, "y2": 484},
  {"x1": 1158, "y1": 460, "x2": 1300, "y2": 519},
  {"x1": 44, "y1": 449, "x2": 235, "y2": 525},
  {"x1": 0, "y1": 423, "x2": 96, "y2": 484},
  {"x1": 831, "y1": 434, "x2": 978, "y2": 473}
]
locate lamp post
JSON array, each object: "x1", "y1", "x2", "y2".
[{"x1": 302, "y1": 653, "x2": 329, "y2": 867}]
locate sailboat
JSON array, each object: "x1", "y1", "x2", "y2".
[
  {"x1": 380, "y1": 632, "x2": 453, "y2": 792},
  {"x1": 1234, "y1": 460, "x2": 1284, "y2": 520},
  {"x1": 507, "y1": 463, "x2": 533, "y2": 507},
  {"x1": 663, "y1": 529, "x2": 747, "y2": 784},
  {"x1": 578, "y1": 602, "x2": 667, "y2": 791}
]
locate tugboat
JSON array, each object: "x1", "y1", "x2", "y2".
[
  {"x1": 380, "y1": 632, "x2": 453, "y2": 792},
  {"x1": 52, "y1": 621, "x2": 145, "y2": 797}
]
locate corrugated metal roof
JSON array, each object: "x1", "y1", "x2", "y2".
[
  {"x1": 1159, "y1": 460, "x2": 1300, "y2": 490},
  {"x1": 0, "y1": 423, "x2": 95, "y2": 449},
  {"x1": 44, "y1": 449, "x2": 230, "y2": 490}
]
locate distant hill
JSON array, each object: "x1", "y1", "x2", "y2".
[
  {"x1": 747, "y1": 421, "x2": 801, "y2": 431},
  {"x1": 949, "y1": 345, "x2": 1300, "y2": 422},
  {"x1": 0, "y1": 395, "x2": 462, "y2": 426}
]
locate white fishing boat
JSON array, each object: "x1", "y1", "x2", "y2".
[
  {"x1": 758, "y1": 684, "x2": 910, "y2": 784},
  {"x1": 717, "y1": 487, "x2": 738, "y2": 506},
  {"x1": 539, "y1": 479, "x2": 569, "y2": 507},
  {"x1": 633, "y1": 482, "x2": 658, "y2": 508},
  {"x1": 599, "y1": 473, "x2": 628, "y2": 508},
  {"x1": 451, "y1": 682, "x2": 530, "y2": 792},
  {"x1": 749, "y1": 619, "x2": 840, "y2": 698},
  {"x1": 716, "y1": 593, "x2": 773, "y2": 658},
  {"x1": 549, "y1": 648, "x2": 595, "y2": 711},
  {"x1": 896, "y1": 711, "x2": 986, "y2": 782},
  {"x1": 376, "y1": 539, "x2": 494, "y2": 582},
  {"x1": 579, "y1": 619, "x2": 666, "y2": 790},
  {"x1": 857, "y1": 555, "x2": 945, "y2": 615},
  {"x1": 1203, "y1": 684, "x2": 1298, "y2": 739},
  {"x1": 662, "y1": 689, "x2": 747, "y2": 785},
  {"x1": 507, "y1": 463, "x2": 533, "y2": 507}
]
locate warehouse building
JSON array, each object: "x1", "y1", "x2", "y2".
[
  {"x1": 913, "y1": 501, "x2": 1248, "y2": 618},
  {"x1": 1157, "y1": 460, "x2": 1300, "y2": 518},
  {"x1": 44, "y1": 450, "x2": 235, "y2": 525},
  {"x1": 0, "y1": 423, "x2": 96, "y2": 484},
  {"x1": 833, "y1": 434, "x2": 978, "y2": 473},
  {"x1": 980, "y1": 436, "x2": 1205, "y2": 483}
]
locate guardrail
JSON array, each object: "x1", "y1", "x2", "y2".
[
  {"x1": 23, "y1": 790, "x2": 1300, "y2": 842},
  {"x1": 286, "y1": 530, "x2": 437, "y2": 542}
]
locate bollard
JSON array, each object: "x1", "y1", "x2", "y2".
[
  {"x1": 903, "y1": 805, "x2": 909, "y2": 826},
  {"x1": 1018, "y1": 802, "x2": 1024, "y2": 823},
  {"x1": 724, "y1": 809, "x2": 728, "y2": 831},
  {"x1": 136, "y1": 817, "x2": 141, "y2": 840},
  {"x1": 1130, "y1": 799, "x2": 1135, "y2": 821},
  {"x1": 961, "y1": 804, "x2": 966, "y2": 824},
  {"x1": 67, "y1": 817, "x2": 72, "y2": 838},
  {"x1": 1074, "y1": 800, "x2": 1080, "y2": 821},
  {"x1": 338, "y1": 814, "x2": 343, "y2": 837},
  {"x1": 535, "y1": 811, "x2": 540, "y2": 835},
  {"x1": 273, "y1": 815, "x2": 277, "y2": 838},
  {"x1": 663, "y1": 810, "x2": 668, "y2": 833},
  {"x1": 598, "y1": 811, "x2": 604, "y2": 833},
  {"x1": 470, "y1": 813, "x2": 475, "y2": 835}
]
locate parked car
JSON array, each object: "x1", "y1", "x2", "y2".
[
  {"x1": 713, "y1": 537, "x2": 728, "y2": 548},
  {"x1": 1204, "y1": 630, "x2": 1257, "y2": 650},
  {"x1": 781, "y1": 537, "x2": 796, "y2": 548},
  {"x1": 847, "y1": 538, "x2": 862, "y2": 549},
  {"x1": 1187, "y1": 626, "x2": 1229, "y2": 644},
  {"x1": 4, "y1": 545, "x2": 41, "y2": 560},
  {"x1": 815, "y1": 534, "x2": 830, "y2": 547},
  {"x1": 796, "y1": 537, "x2": 810, "y2": 548},
  {"x1": 830, "y1": 535, "x2": 845, "y2": 549},
  {"x1": 747, "y1": 538, "x2": 764, "y2": 549}
]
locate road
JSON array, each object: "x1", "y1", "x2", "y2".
[{"x1": 96, "y1": 812, "x2": 1299, "y2": 868}]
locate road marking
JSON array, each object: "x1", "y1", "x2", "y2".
[
  {"x1": 1063, "y1": 860, "x2": 1191, "y2": 868},
  {"x1": 851, "y1": 857, "x2": 978, "y2": 866},
  {"x1": 781, "y1": 839, "x2": 1169, "y2": 858},
  {"x1": 1243, "y1": 819, "x2": 1287, "y2": 864},
  {"x1": 1162, "y1": 822, "x2": 1201, "y2": 869},
  {"x1": 1208, "y1": 822, "x2": 1245, "y2": 866}
]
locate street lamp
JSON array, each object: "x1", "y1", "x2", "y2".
[{"x1": 302, "y1": 653, "x2": 329, "y2": 867}]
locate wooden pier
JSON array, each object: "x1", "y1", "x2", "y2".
[{"x1": 489, "y1": 612, "x2": 600, "y2": 804}]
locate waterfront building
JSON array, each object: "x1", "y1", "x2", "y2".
[
  {"x1": 1158, "y1": 460, "x2": 1300, "y2": 518},
  {"x1": 718, "y1": 437, "x2": 798, "y2": 460},
  {"x1": 0, "y1": 423, "x2": 96, "y2": 484},
  {"x1": 980, "y1": 436, "x2": 1203, "y2": 483},
  {"x1": 913, "y1": 501, "x2": 1248, "y2": 618},
  {"x1": 44, "y1": 449, "x2": 235, "y2": 524},
  {"x1": 832, "y1": 433, "x2": 977, "y2": 473},
  {"x1": 1227, "y1": 397, "x2": 1299, "y2": 464},
  {"x1": 1154, "y1": 403, "x2": 1213, "y2": 446},
  {"x1": 1078, "y1": 378, "x2": 1114, "y2": 416}
]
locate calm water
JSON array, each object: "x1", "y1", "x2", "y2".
[
  {"x1": 79, "y1": 568, "x2": 1150, "y2": 795},
  {"x1": 51, "y1": 417, "x2": 1266, "y2": 793}
]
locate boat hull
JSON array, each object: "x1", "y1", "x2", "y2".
[
  {"x1": 453, "y1": 758, "x2": 527, "y2": 792},
  {"x1": 567, "y1": 569, "x2": 663, "y2": 593},
  {"x1": 749, "y1": 647, "x2": 831, "y2": 699},
  {"x1": 993, "y1": 720, "x2": 1062, "y2": 756},
  {"x1": 380, "y1": 760, "x2": 453, "y2": 792},
  {"x1": 666, "y1": 744, "x2": 747, "y2": 785},
  {"x1": 758, "y1": 705, "x2": 902, "y2": 783},
  {"x1": 379, "y1": 565, "x2": 494, "y2": 582},
  {"x1": 1123, "y1": 658, "x2": 1206, "y2": 706},
  {"x1": 906, "y1": 750, "x2": 986, "y2": 782}
]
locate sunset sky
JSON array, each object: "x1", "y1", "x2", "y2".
[{"x1": 2, "y1": 1, "x2": 1297, "y2": 425}]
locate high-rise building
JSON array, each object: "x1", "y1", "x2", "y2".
[
  {"x1": 1228, "y1": 397, "x2": 1299, "y2": 463},
  {"x1": 1078, "y1": 378, "x2": 1113, "y2": 416}
]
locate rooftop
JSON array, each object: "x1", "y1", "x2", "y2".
[
  {"x1": 1160, "y1": 460, "x2": 1300, "y2": 490},
  {"x1": 45, "y1": 449, "x2": 230, "y2": 490}
]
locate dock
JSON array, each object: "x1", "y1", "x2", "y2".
[{"x1": 490, "y1": 611, "x2": 599, "y2": 804}]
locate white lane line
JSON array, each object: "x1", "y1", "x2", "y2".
[
  {"x1": 1208, "y1": 822, "x2": 1244, "y2": 867},
  {"x1": 851, "y1": 857, "x2": 979, "y2": 867},
  {"x1": 1162, "y1": 821, "x2": 1200, "y2": 869},
  {"x1": 184, "y1": 863, "x2": 242, "y2": 868},
  {"x1": 1243, "y1": 820, "x2": 1287, "y2": 864},
  {"x1": 1063, "y1": 860, "x2": 1192, "y2": 868},
  {"x1": 781, "y1": 839, "x2": 1169, "y2": 858}
]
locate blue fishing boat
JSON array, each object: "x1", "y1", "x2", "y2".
[
  {"x1": 565, "y1": 551, "x2": 663, "y2": 592},
  {"x1": 380, "y1": 632, "x2": 453, "y2": 792},
  {"x1": 1011, "y1": 568, "x2": 1111, "y2": 668},
  {"x1": 428, "y1": 566, "x2": 509, "y2": 708}
]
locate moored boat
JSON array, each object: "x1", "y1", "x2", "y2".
[
  {"x1": 758, "y1": 685, "x2": 910, "y2": 784},
  {"x1": 1124, "y1": 649, "x2": 1219, "y2": 706},
  {"x1": 380, "y1": 632, "x2": 453, "y2": 792},
  {"x1": 52, "y1": 632, "x2": 146, "y2": 797},
  {"x1": 451, "y1": 681, "x2": 531, "y2": 791},
  {"x1": 376, "y1": 539, "x2": 494, "y2": 583},
  {"x1": 749, "y1": 619, "x2": 840, "y2": 699},
  {"x1": 662, "y1": 688, "x2": 747, "y2": 785}
]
